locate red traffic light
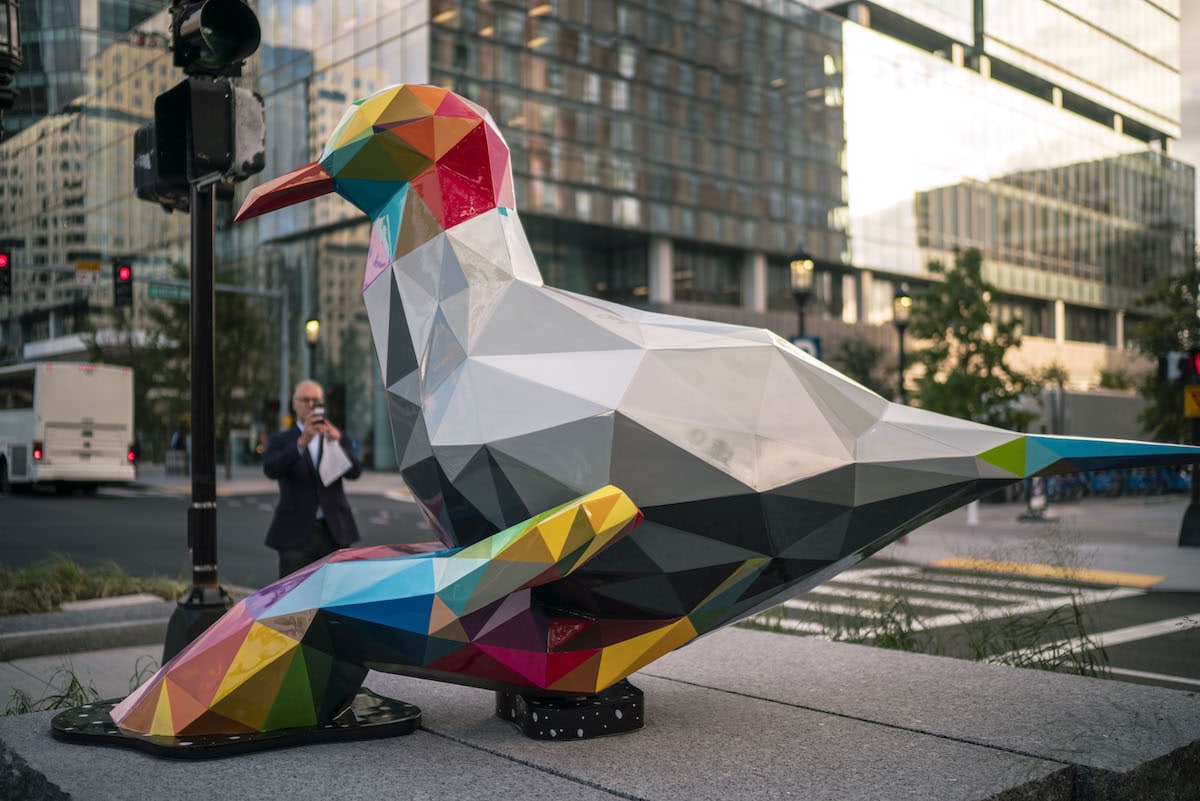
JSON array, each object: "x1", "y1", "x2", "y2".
[
  {"x1": 113, "y1": 261, "x2": 134, "y2": 308},
  {"x1": 1190, "y1": 349, "x2": 1200, "y2": 377},
  {"x1": 0, "y1": 253, "x2": 8, "y2": 268}
]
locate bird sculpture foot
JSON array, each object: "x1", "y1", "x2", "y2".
[
  {"x1": 87, "y1": 485, "x2": 645, "y2": 755},
  {"x1": 495, "y1": 678, "x2": 645, "y2": 739}
]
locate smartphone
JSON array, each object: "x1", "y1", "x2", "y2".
[{"x1": 310, "y1": 405, "x2": 326, "y2": 425}]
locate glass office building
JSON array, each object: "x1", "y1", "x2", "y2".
[
  {"x1": 6, "y1": 0, "x2": 162, "y2": 136},
  {"x1": 838, "y1": 14, "x2": 1193, "y2": 328},
  {"x1": 0, "y1": 0, "x2": 1192, "y2": 463}
]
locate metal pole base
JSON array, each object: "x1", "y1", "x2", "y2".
[
  {"x1": 1180, "y1": 503, "x2": 1200, "y2": 548},
  {"x1": 495, "y1": 679, "x2": 644, "y2": 740},
  {"x1": 162, "y1": 585, "x2": 233, "y2": 662}
]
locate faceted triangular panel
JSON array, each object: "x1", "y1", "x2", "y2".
[
  {"x1": 609, "y1": 413, "x2": 754, "y2": 507},
  {"x1": 384, "y1": 270, "x2": 419, "y2": 388}
]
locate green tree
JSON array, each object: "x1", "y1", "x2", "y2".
[
  {"x1": 907, "y1": 248, "x2": 1031, "y2": 429},
  {"x1": 1097, "y1": 367, "x2": 1134, "y2": 391},
  {"x1": 828, "y1": 335, "x2": 893, "y2": 398},
  {"x1": 91, "y1": 264, "x2": 275, "y2": 476},
  {"x1": 1128, "y1": 260, "x2": 1200, "y2": 442}
]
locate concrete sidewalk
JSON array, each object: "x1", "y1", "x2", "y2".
[{"x1": 0, "y1": 628, "x2": 1197, "y2": 800}]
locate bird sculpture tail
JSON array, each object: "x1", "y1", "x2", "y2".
[{"x1": 978, "y1": 432, "x2": 1199, "y2": 481}]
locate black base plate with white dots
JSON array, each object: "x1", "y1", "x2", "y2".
[
  {"x1": 50, "y1": 689, "x2": 421, "y2": 759},
  {"x1": 494, "y1": 679, "x2": 643, "y2": 740}
]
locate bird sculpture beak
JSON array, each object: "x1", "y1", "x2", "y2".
[{"x1": 234, "y1": 161, "x2": 335, "y2": 222}]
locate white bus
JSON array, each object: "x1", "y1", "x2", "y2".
[{"x1": 0, "y1": 362, "x2": 136, "y2": 493}]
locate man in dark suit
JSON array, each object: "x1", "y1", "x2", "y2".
[{"x1": 263, "y1": 379, "x2": 364, "y2": 578}]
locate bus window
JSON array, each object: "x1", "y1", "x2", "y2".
[{"x1": 0, "y1": 368, "x2": 34, "y2": 410}]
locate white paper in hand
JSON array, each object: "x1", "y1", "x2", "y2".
[{"x1": 318, "y1": 437, "x2": 353, "y2": 486}]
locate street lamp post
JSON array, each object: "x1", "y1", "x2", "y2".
[
  {"x1": 892, "y1": 283, "x2": 912, "y2": 404},
  {"x1": 0, "y1": 0, "x2": 24, "y2": 137},
  {"x1": 304, "y1": 317, "x2": 320, "y2": 378},
  {"x1": 789, "y1": 251, "x2": 815, "y2": 339}
]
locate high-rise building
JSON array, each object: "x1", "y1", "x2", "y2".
[
  {"x1": 0, "y1": 0, "x2": 1192, "y2": 463},
  {"x1": 821, "y1": 0, "x2": 1192, "y2": 378},
  {"x1": 6, "y1": 0, "x2": 162, "y2": 137}
]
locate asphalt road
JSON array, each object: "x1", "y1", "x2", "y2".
[{"x1": 0, "y1": 488, "x2": 436, "y2": 590}]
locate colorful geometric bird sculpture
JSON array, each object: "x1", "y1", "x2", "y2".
[{"x1": 109, "y1": 84, "x2": 1199, "y2": 742}]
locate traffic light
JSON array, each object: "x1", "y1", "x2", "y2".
[
  {"x1": 135, "y1": 0, "x2": 263, "y2": 211},
  {"x1": 134, "y1": 123, "x2": 190, "y2": 212},
  {"x1": 113, "y1": 260, "x2": 134, "y2": 308},
  {"x1": 1187, "y1": 348, "x2": 1200, "y2": 385},
  {"x1": 170, "y1": 0, "x2": 261, "y2": 78},
  {"x1": 135, "y1": 78, "x2": 265, "y2": 209},
  {"x1": 0, "y1": 252, "x2": 9, "y2": 296},
  {"x1": 1165, "y1": 348, "x2": 1200, "y2": 384}
]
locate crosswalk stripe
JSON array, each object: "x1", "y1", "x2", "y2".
[
  {"x1": 746, "y1": 615, "x2": 825, "y2": 635},
  {"x1": 865, "y1": 572, "x2": 1087, "y2": 596},
  {"x1": 835, "y1": 577, "x2": 1070, "y2": 604},
  {"x1": 916, "y1": 587, "x2": 1143, "y2": 629},
  {"x1": 1106, "y1": 667, "x2": 1200, "y2": 688},
  {"x1": 769, "y1": 587, "x2": 1142, "y2": 632},
  {"x1": 992, "y1": 615, "x2": 1200, "y2": 662},
  {"x1": 751, "y1": 566, "x2": 1145, "y2": 634},
  {"x1": 795, "y1": 585, "x2": 980, "y2": 613},
  {"x1": 1090, "y1": 615, "x2": 1200, "y2": 647}
]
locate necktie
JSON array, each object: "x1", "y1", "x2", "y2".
[{"x1": 314, "y1": 435, "x2": 325, "y2": 519}]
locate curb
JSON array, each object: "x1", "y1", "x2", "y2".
[
  {"x1": 0, "y1": 619, "x2": 169, "y2": 662},
  {"x1": 0, "y1": 586, "x2": 261, "y2": 663}
]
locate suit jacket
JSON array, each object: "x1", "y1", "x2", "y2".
[{"x1": 262, "y1": 425, "x2": 364, "y2": 549}]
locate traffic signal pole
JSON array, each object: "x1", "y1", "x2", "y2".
[
  {"x1": 163, "y1": 181, "x2": 230, "y2": 660},
  {"x1": 149, "y1": 0, "x2": 262, "y2": 660},
  {"x1": 1179, "y1": 350, "x2": 1200, "y2": 547}
]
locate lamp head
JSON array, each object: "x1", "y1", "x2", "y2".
[
  {"x1": 893, "y1": 284, "x2": 913, "y2": 328},
  {"x1": 789, "y1": 251, "x2": 814, "y2": 294}
]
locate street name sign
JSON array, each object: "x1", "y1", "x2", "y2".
[{"x1": 148, "y1": 281, "x2": 190, "y2": 303}]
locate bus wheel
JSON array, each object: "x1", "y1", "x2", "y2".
[{"x1": 0, "y1": 459, "x2": 8, "y2": 494}]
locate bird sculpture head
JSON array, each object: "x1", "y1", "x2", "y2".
[{"x1": 236, "y1": 83, "x2": 517, "y2": 265}]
